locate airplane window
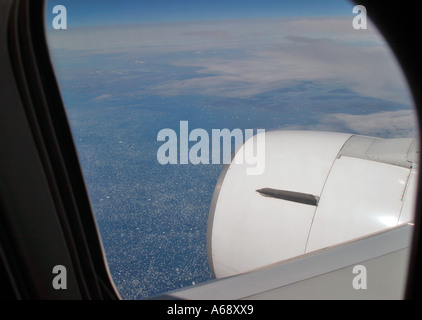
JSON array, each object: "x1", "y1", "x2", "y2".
[{"x1": 45, "y1": 0, "x2": 418, "y2": 299}]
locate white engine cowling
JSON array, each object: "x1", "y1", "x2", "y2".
[{"x1": 207, "y1": 130, "x2": 418, "y2": 278}]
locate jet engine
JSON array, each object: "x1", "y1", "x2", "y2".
[{"x1": 207, "y1": 131, "x2": 418, "y2": 278}]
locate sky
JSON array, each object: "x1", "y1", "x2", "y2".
[
  {"x1": 46, "y1": 0, "x2": 356, "y2": 28},
  {"x1": 45, "y1": 0, "x2": 415, "y2": 137},
  {"x1": 45, "y1": 0, "x2": 416, "y2": 139}
]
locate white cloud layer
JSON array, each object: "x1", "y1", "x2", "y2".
[
  {"x1": 47, "y1": 17, "x2": 412, "y2": 105},
  {"x1": 48, "y1": 16, "x2": 417, "y2": 139},
  {"x1": 286, "y1": 109, "x2": 418, "y2": 138}
]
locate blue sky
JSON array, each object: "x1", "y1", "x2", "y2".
[{"x1": 46, "y1": 0, "x2": 355, "y2": 28}]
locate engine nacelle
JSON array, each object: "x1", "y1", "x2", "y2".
[{"x1": 207, "y1": 130, "x2": 418, "y2": 278}]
